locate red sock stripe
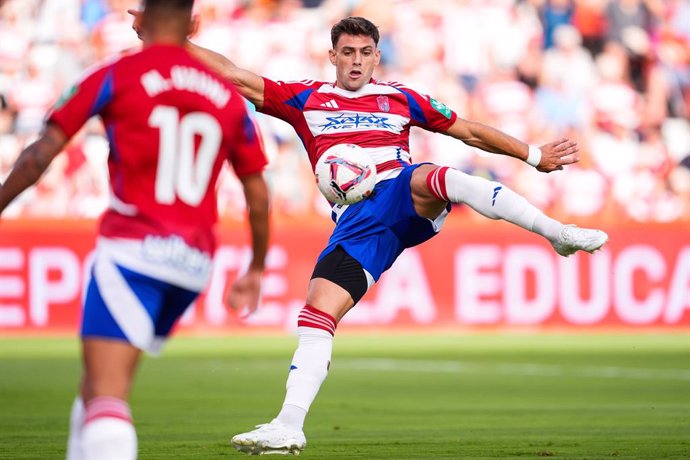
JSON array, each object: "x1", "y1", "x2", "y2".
[
  {"x1": 437, "y1": 167, "x2": 449, "y2": 201},
  {"x1": 297, "y1": 305, "x2": 337, "y2": 336},
  {"x1": 84, "y1": 396, "x2": 132, "y2": 425},
  {"x1": 426, "y1": 167, "x2": 449, "y2": 202}
]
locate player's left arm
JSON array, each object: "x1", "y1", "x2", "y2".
[
  {"x1": 444, "y1": 117, "x2": 579, "y2": 173},
  {"x1": 226, "y1": 172, "x2": 270, "y2": 315},
  {"x1": 1, "y1": 60, "x2": 116, "y2": 216},
  {"x1": 0, "y1": 124, "x2": 67, "y2": 216}
]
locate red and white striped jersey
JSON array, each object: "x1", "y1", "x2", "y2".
[{"x1": 260, "y1": 78, "x2": 457, "y2": 177}]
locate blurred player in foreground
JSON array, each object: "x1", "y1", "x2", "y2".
[
  {"x1": 129, "y1": 13, "x2": 608, "y2": 456},
  {"x1": 0, "y1": 1, "x2": 270, "y2": 459}
]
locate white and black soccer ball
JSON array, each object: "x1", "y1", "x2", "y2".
[{"x1": 314, "y1": 144, "x2": 377, "y2": 205}]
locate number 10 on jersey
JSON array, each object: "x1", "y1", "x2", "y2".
[{"x1": 149, "y1": 105, "x2": 222, "y2": 207}]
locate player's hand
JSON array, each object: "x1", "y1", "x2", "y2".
[
  {"x1": 535, "y1": 138, "x2": 579, "y2": 173},
  {"x1": 226, "y1": 268, "x2": 263, "y2": 317}
]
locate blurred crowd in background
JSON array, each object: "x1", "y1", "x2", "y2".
[{"x1": 0, "y1": 0, "x2": 689, "y2": 225}]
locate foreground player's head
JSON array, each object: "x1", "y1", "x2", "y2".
[
  {"x1": 329, "y1": 17, "x2": 381, "y2": 92},
  {"x1": 141, "y1": 0, "x2": 195, "y2": 45}
]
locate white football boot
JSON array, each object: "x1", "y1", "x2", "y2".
[
  {"x1": 551, "y1": 224, "x2": 608, "y2": 257},
  {"x1": 231, "y1": 419, "x2": 306, "y2": 456}
]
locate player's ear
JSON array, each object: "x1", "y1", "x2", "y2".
[
  {"x1": 374, "y1": 48, "x2": 381, "y2": 66},
  {"x1": 127, "y1": 9, "x2": 144, "y2": 41},
  {"x1": 328, "y1": 48, "x2": 336, "y2": 66},
  {"x1": 188, "y1": 14, "x2": 200, "y2": 38}
]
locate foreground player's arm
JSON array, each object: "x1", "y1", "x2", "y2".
[
  {"x1": 445, "y1": 118, "x2": 578, "y2": 173},
  {"x1": 0, "y1": 124, "x2": 67, "y2": 216},
  {"x1": 226, "y1": 172, "x2": 270, "y2": 315},
  {"x1": 185, "y1": 41, "x2": 265, "y2": 109}
]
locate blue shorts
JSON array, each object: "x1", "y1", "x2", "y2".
[
  {"x1": 82, "y1": 259, "x2": 198, "y2": 355},
  {"x1": 320, "y1": 164, "x2": 450, "y2": 282}
]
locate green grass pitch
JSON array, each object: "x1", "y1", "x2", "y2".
[{"x1": 1, "y1": 333, "x2": 689, "y2": 459}]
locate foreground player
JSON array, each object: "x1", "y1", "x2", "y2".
[
  {"x1": 133, "y1": 14, "x2": 607, "y2": 456},
  {"x1": 0, "y1": 1, "x2": 270, "y2": 459}
]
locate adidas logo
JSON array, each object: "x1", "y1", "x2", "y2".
[{"x1": 320, "y1": 99, "x2": 339, "y2": 109}]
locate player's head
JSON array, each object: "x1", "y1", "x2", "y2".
[
  {"x1": 329, "y1": 17, "x2": 381, "y2": 92},
  {"x1": 141, "y1": 0, "x2": 195, "y2": 44}
]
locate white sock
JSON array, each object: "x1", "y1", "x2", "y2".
[
  {"x1": 66, "y1": 396, "x2": 84, "y2": 460},
  {"x1": 81, "y1": 397, "x2": 137, "y2": 460},
  {"x1": 427, "y1": 166, "x2": 563, "y2": 242},
  {"x1": 277, "y1": 305, "x2": 336, "y2": 430}
]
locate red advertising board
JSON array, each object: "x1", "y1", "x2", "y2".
[{"x1": 1, "y1": 218, "x2": 689, "y2": 333}]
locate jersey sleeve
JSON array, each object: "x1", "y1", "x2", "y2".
[
  {"x1": 396, "y1": 85, "x2": 457, "y2": 133},
  {"x1": 47, "y1": 64, "x2": 116, "y2": 139},
  {"x1": 259, "y1": 77, "x2": 313, "y2": 124},
  {"x1": 228, "y1": 106, "x2": 268, "y2": 178}
]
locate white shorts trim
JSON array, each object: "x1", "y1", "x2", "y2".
[
  {"x1": 96, "y1": 237, "x2": 211, "y2": 292},
  {"x1": 93, "y1": 252, "x2": 158, "y2": 353}
]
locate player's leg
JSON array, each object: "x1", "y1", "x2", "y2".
[
  {"x1": 68, "y1": 249, "x2": 199, "y2": 460},
  {"x1": 277, "y1": 250, "x2": 364, "y2": 426},
  {"x1": 70, "y1": 263, "x2": 145, "y2": 460},
  {"x1": 232, "y1": 166, "x2": 437, "y2": 455},
  {"x1": 411, "y1": 164, "x2": 608, "y2": 256},
  {"x1": 79, "y1": 339, "x2": 140, "y2": 460},
  {"x1": 232, "y1": 248, "x2": 364, "y2": 455}
]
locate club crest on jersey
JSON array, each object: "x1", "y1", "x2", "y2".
[
  {"x1": 430, "y1": 97, "x2": 452, "y2": 119},
  {"x1": 377, "y1": 95, "x2": 390, "y2": 112}
]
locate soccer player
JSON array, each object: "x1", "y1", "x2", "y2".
[
  {"x1": 0, "y1": 1, "x2": 270, "y2": 459},
  {"x1": 130, "y1": 14, "x2": 608, "y2": 456}
]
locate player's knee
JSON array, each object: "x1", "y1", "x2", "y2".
[
  {"x1": 410, "y1": 165, "x2": 451, "y2": 219},
  {"x1": 418, "y1": 165, "x2": 450, "y2": 202},
  {"x1": 310, "y1": 247, "x2": 369, "y2": 308}
]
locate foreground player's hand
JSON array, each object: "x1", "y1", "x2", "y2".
[
  {"x1": 536, "y1": 138, "x2": 579, "y2": 173},
  {"x1": 226, "y1": 268, "x2": 263, "y2": 317}
]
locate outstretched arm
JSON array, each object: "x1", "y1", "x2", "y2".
[
  {"x1": 0, "y1": 124, "x2": 67, "y2": 216},
  {"x1": 445, "y1": 117, "x2": 579, "y2": 173},
  {"x1": 225, "y1": 172, "x2": 270, "y2": 315},
  {"x1": 128, "y1": 9, "x2": 265, "y2": 108},
  {"x1": 185, "y1": 41, "x2": 265, "y2": 109}
]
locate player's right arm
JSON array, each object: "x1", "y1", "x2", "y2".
[
  {"x1": 185, "y1": 41, "x2": 265, "y2": 109},
  {"x1": 0, "y1": 60, "x2": 112, "y2": 218},
  {"x1": 226, "y1": 172, "x2": 270, "y2": 315},
  {"x1": 223, "y1": 103, "x2": 271, "y2": 315},
  {"x1": 0, "y1": 124, "x2": 68, "y2": 216}
]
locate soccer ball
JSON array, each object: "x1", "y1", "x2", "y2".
[{"x1": 315, "y1": 144, "x2": 377, "y2": 205}]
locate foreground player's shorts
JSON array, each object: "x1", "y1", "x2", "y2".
[
  {"x1": 320, "y1": 163, "x2": 450, "y2": 285},
  {"x1": 81, "y1": 237, "x2": 210, "y2": 354}
]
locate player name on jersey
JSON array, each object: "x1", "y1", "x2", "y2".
[
  {"x1": 141, "y1": 234, "x2": 212, "y2": 276},
  {"x1": 141, "y1": 66, "x2": 231, "y2": 109}
]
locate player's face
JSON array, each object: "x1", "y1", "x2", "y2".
[{"x1": 329, "y1": 34, "x2": 381, "y2": 92}]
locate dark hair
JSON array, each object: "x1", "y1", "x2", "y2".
[
  {"x1": 144, "y1": 0, "x2": 194, "y2": 10},
  {"x1": 330, "y1": 17, "x2": 379, "y2": 48}
]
